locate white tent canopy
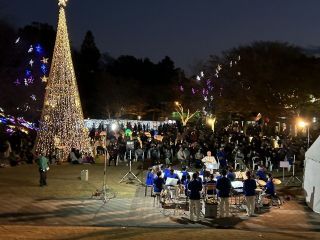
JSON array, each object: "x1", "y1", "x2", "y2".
[{"x1": 303, "y1": 135, "x2": 320, "y2": 213}]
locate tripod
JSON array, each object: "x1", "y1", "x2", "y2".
[
  {"x1": 93, "y1": 148, "x2": 116, "y2": 203},
  {"x1": 285, "y1": 155, "x2": 302, "y2": 185},
  {"x1": 119, "y1": 150, "x2": 142, "y2": 184}
]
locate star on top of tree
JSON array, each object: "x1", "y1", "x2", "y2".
[{"x1": 58, "y1": 0, "x2": 68, "y2": 7}]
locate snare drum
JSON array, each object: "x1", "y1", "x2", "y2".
[{"x1": 257, "y1": 179, "x2": 266, "y2": 187}]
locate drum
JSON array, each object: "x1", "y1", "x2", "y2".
[
  {"x1": 273, "y1": 178, "x2": 282, "y2": 185},
  {"x1": 255, "y1": 188, "x2": 263, "y2": 192},
  {"x1": 257, "y1": 180, "x2": 266, "y2": 186}
]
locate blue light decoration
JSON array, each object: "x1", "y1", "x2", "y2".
[
  {"x1": 25, "y1": 69, "x2": 32, "y2": 77},
  {"x1": 35, "y1": 43, "x2": 43, "y2": 54},
  {"x1": 41, "y1": 64, "x2": 47, "y2": 74},
  {"x1": 13, "y1": 37, "x2": 50, "y2": 113}
]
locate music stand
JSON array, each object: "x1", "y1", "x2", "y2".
[
  {"x1": 279, "y1": 161, "x2": 289, "y2": 181},
  {"x1": 285, "y1": 155, "x2": 302, "y2": 185}
]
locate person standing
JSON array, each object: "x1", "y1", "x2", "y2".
[
  {"x1": 243, "y1": 171, "x2": 257, "y2": 216},
  {"x1": 216, "y1": 169, "x2": 232, "y2": 218},
  {"x1": 188, "y1": 172, "x2": 203, "y2": 222},
  {"x1": 37, "y1": 152, "x2": 49, "y2": 187}
]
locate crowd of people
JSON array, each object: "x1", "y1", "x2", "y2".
[
  {"x1": 0, "y1": 129, "x2": 35, "y2": 167},
  {"x1": 0, "y1": 120, "x2": 308, "y2": 171},
  {"x1": 89, "y1": 121, "x2": 307, "y2": 173}
]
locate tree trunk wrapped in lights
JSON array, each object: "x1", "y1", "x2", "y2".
[
  {"x1": 175, "y1": 102, "x2": 198, "y2": 127},
  {"x1": 35, "y1": 0, "x2": 90, "y2": 160}
]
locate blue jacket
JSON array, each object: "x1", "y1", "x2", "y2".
[
  {"x1": 216, "y1": 176, "x2": 231, "y2": 198},
  {"x1": 163, "y1": 168, "x2": 171, "y2": 179},
  {"x1": 145, "y1": 172, "x2": 154, "y2": 186},
  {"x1": 265, "y1": 180, "x2": 275, "y2": 196},
  {"x1": 181, "y1": 170, "x2": 189, "y2": 184},
  {"x1": 243, "y1": 178, "x2": 257, "y2": 196},
  {"x1": 227, "y1": 172, "x2": 236, "y2": 182},
  {"x1": 188, "y1": 179, "x2": 203, "y2": 200},
  {"x1": 256, "y1": 169, "x2": 267, "y2": 181}
]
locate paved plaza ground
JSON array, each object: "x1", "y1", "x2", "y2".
[{"x1": 0, "y1": 162, "x2": 319, "y2": 239}]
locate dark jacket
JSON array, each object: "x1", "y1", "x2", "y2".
[
  {"x1": 216, "y1": 176, "x2": 231, "y2": 198},
  {"x1": 153, "y1": 177, "x2": 164, "y2": 193},
  {"x1": 188, "y1": 179, "x2": 203, "y2": 200},
  {"x1": 243, "y1": 178, "x2": 257, "y2": 196}
]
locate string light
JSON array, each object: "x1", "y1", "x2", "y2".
[{"x1": 35, "y1": 0, "x2": 90, "y2": 160}]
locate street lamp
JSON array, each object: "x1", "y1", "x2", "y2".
[
  {"x1": 207, "y1": 117, "x2": 216, "y2": 132},
  {"x1": 297, "y1": 118, "x2": 310, "y2": 148}
]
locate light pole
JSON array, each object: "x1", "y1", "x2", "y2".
[
  {"x1": 297, "y1": 119, "x2": 310, "y2": 148},
  {"x1": 307, "y1": 125, "x2": 310, "y2": 148},
  {"x1": 207, "y1": 117, "x2": 216, "y2": 132}
]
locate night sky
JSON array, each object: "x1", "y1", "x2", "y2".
[{"x1": 2, "y1": 0, "x2": 320, "y2": 72}]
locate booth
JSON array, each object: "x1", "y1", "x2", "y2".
[{"x1": 303, "y1": 136, "x2": 320, "y2": 213}]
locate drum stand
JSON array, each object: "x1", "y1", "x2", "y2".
[
  {"x1": 119, "y1": 158, "x2": 142, "y2": 184},
  {"x1": 285, "y1": 155, "x2": 302, "y2": 185}
]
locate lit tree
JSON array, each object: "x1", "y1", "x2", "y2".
[
  {"x1": 35, "y1": 0, "x2": 89, "y2": 160},
  {"x1": 175, "y1": 101, "x2": 199, "y2": 127}
]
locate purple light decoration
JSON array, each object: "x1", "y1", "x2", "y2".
[
  {"x1": 6, "y1": 128, "x2": 14, "y2": 134},
  {"x1": 202, "y1": 88, "x2": 206, "y2": 95},
  {"x1": 180, "y1": 85, "x2": 184, "y2": 92},
  {"x1": 192, "y1": 88, "x2": 196, "y2": 94},
  {"x1": 27, "y1": 76, "x2": 34, "y2": 84},
  {"x1": 14, "y1": 79, "x2": 21, "y2": 85}
]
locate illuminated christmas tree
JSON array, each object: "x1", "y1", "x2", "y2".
[{"x1": 35, "y1": 0, "x2": 89, "y2": 160}]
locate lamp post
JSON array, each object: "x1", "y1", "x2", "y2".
[
  {"x1": 297, "y1": 119, "x2": 310, "y2": 148},
  {"x1": 207, "y1": 117, "x2": 216, "y2": 132}
]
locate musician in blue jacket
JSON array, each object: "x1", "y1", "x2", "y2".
[
  {"x1": 153, "y1": 171, "x2": 165, "y2": 194},
  {"x1": 243, "y1": 171, "x2": 257, "y2": 216},
  {"x1": 264, "y1": 173, "x2": 275, "y2": 196},
  {"x1": 256, "y1": 165, "x2": 267, "y2": 182},
  {"x1": 259, "y1": 173, "x2": 275, "y2": 204},
  {"x1": 216, "y1": 169, "x2": 232, "y2": 218},
  {"x1": 188, "y1": 173, "x2": 203, "y2": 222}
]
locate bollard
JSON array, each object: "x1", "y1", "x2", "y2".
[{"x1": 81, "y1": 169, "x2": 89, "y2": 181}]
